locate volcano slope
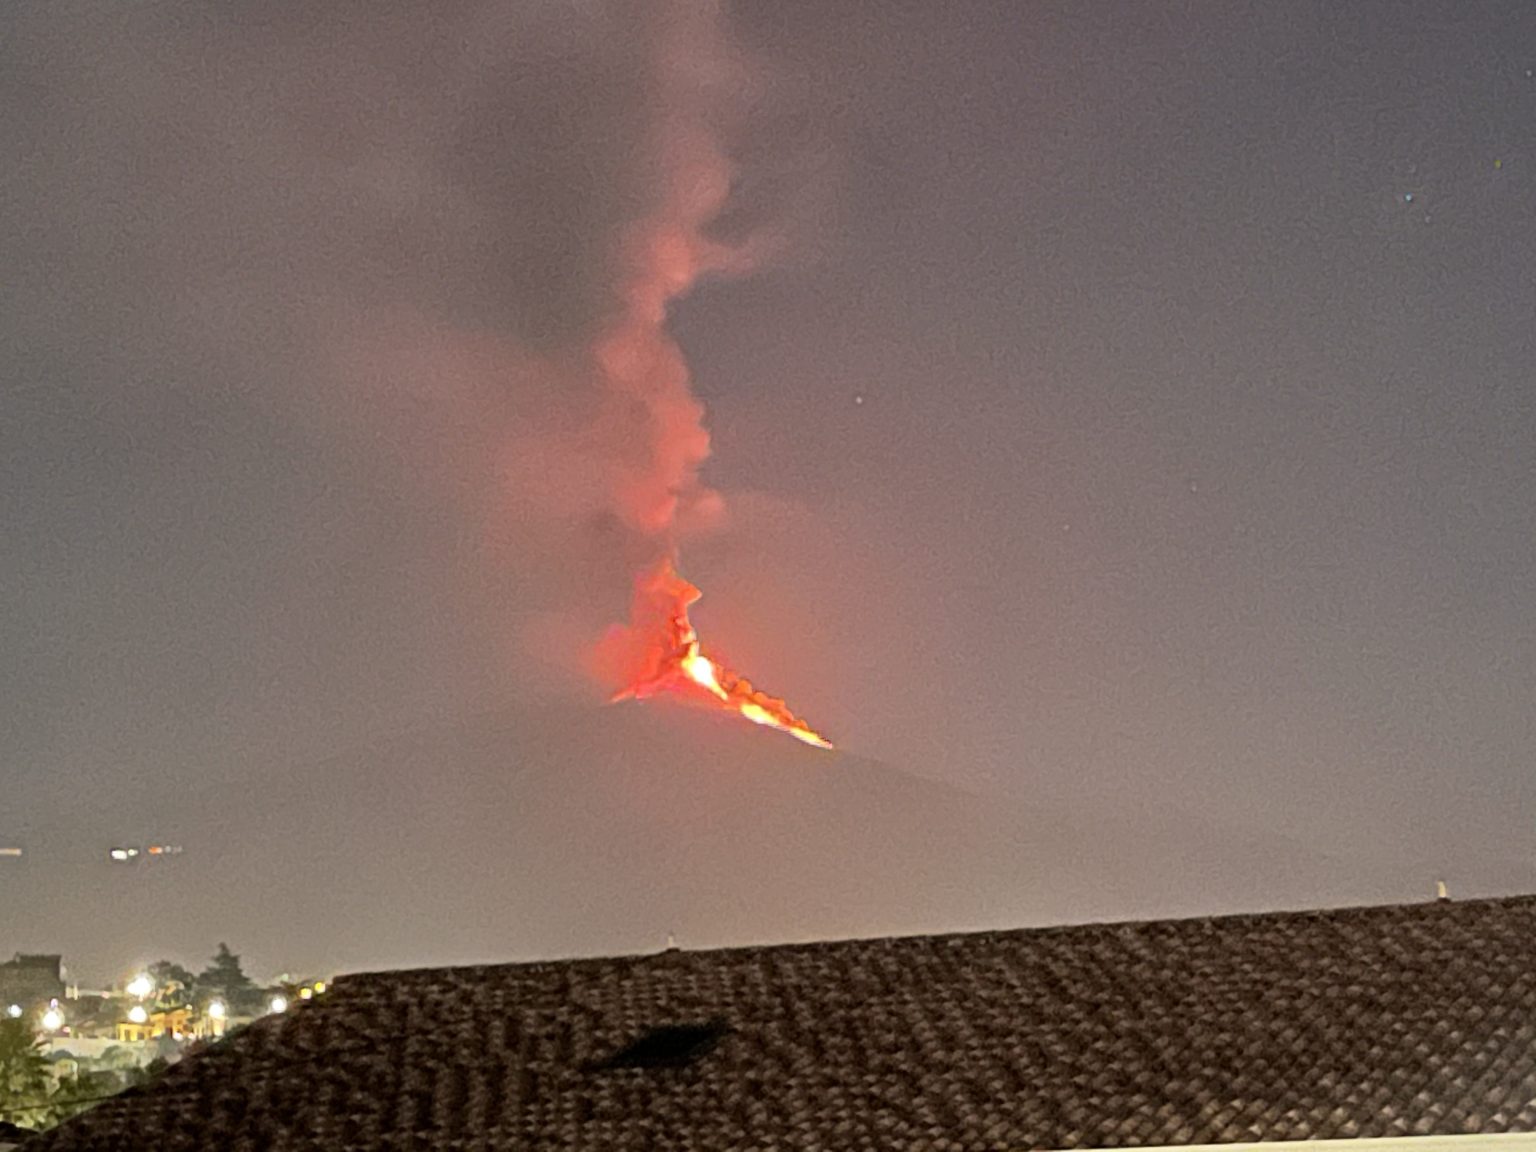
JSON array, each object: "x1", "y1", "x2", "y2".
[{"x1": 11, "y1": 698, "x2": 1532, "y2": 980}]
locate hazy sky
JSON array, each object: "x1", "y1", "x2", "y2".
[{"x1": 4, "y1": 2, "x2": 1535, "y2": 984}]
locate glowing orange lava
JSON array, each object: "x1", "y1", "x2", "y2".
[{"x1": 601, "y1": 560, "x2": 833, "y2": 750}]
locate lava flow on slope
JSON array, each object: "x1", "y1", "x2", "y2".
[{"x1": 600, "y1": 559, "x2": 832, "y2": 750}]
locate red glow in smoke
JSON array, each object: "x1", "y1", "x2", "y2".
[{"x1": 598, "y1": 559, "x2": 832, "y2": 749}]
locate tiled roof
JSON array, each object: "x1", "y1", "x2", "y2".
[{"x1": 31, "y1": 896, "x2": 1536, "y2": 1151}]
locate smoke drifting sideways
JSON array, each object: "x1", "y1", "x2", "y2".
[{"x1": 1, "y1": 0, "x2": 779, "y2": 748}]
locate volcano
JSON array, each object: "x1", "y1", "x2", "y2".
[{"x1": 11, "y1": 698, "x2": 1532, "y2": 985}]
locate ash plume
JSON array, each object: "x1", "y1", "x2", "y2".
[
  {"x1": 1, "y1": 0, "x2": 761, "y2": 720},
  {"x1": 583, "y1": 1, "x2": 742, "y2": 540}
]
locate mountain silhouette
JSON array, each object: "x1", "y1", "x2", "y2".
[{"x1": 7, "y1": 697, "x2": 1534, "y2": 982}]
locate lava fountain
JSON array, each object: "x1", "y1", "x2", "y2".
[{"x1": 600, "y1": 559, "x2": 832, "y2": 750}]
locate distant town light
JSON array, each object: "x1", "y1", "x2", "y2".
[
  {"x1": 5, "y1": 1004, "x2": 20, "y2": 1019},
  {"x1": 41, "y1": 1008, "x2": 63, "y2": 1031},
  {"x1": 269, "y1": 996, "x2": 288, "y2": 1015},
  {"x1": 299, "y1": 987, "x2": 313, "y2": 1000},
  {"x1": 127, "y1": 1005, "x2": 148, "y2": 1025},
  {"x1": 126, "y1": 973, "x2": 154, "y2": 999},
  {"x1": 207, "y1": 1000, "x2": 227, "y2": 1021},
  {"x1": 312, "y1": 982, "x2": 326, "y2": 995},
  {"x1": 109, "y1": 848, "x2": 130, "y2": 861}
]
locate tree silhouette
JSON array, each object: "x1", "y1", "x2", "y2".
[
  {"x1": 0, "y1": 1017, "x2": 50, "y2": 1128},
  {"x1": 197, "y1": 943, "x2": 255, "y2": 1011},
  {"x1": 147, "y1": 960, "x2": 196, "y2": 1007}
]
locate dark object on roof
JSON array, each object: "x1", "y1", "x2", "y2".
[
  {"x1": 596, "y1": 1020, "x2": 730, "y2": 1070},
  {"x1": 0, "y1": 1120, "x2": 36, "y2": 1146},
  {"x1": 29, "y1": 895, "x2": 1536, "y2": 1151}
]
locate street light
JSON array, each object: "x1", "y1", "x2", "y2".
[
  {"x1": 126, "y1": 973, "x2": 154, "y2": 1000},
  {"x1": 5, "y1": 1004, "x2": 20, "y2": 1019},
  {"x1": 207, "y1": 1000, "x2": 227, "y2": 1021},
  {"x1": 127, "y1": 1005, "x2": 149, "y2": 1025},
  {"x1": 269, "y1": 996, "x2": 287, "y2": 1015},
  {"x1": 41, "y1": 1008, "x2": 63, "y2": 1031}
]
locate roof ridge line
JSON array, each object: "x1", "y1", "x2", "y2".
[{"x1": 330, "y1": 891, "x2": 1536, "y2": 987}]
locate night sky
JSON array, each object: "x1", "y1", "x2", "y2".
[{"x1": 4, "y1": 2, "x2": 1535, "y2": 985}]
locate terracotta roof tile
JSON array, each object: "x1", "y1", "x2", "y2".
[{"x1": 30, "y1": 896, "x2": 1536, "y2": 1150}]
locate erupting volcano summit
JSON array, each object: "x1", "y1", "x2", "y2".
[{"x1": 600, "y1": 560, "x2": 832, "y2": 749}]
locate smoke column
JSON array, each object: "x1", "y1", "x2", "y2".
[
  {"x1": 586, "y1": 1, "x2": 741, "y2": 542},
  {"x1": 0, "y1": 0, "x2": 766, "y2": 729}
]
